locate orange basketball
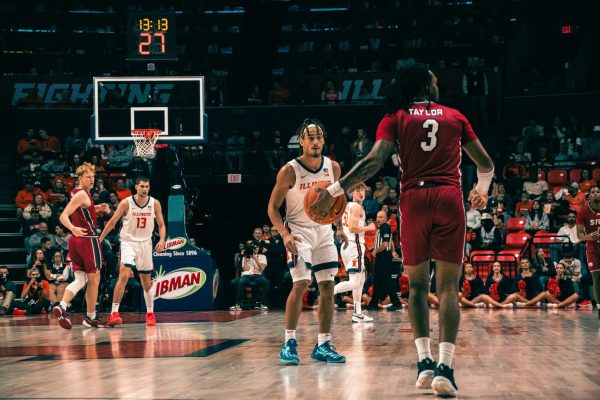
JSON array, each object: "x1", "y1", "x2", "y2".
[{"x1": 304, "y1": 181, "x2": 347, "y2": 225}]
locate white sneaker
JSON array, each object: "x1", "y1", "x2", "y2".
[
  {"x1": 546, "y1": 303, "x2": 558, "y2": 309},
  {"x1": 503, "y1": 303, "x2": 514, "y2": 308},
  {"x1": 535, "y1": 302, "x2": 541, "y2": 307},
  {"x1": 487, "y1": 303, "x2": 495, "y2": 309},
  {"x1": 515, "y1": 302, "x2": 526, "y2": 307},
  {"x1": 352, "y1": 313, "x2": 373, "y2": 323},
  {"x1": 229, "y1": 304, "x2": 242, "y2": 311},
  {"x1": 475, "y1": 302, "x2": 486, "y2": 308}
]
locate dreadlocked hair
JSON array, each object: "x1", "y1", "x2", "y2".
[
  {"x1": 384, "y1": 62, "x2": 432, "y2": 115},
  {"x1": 294, "y1": 118, "x2": 327, "y2": 156}
]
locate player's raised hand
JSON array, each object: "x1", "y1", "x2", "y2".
[
  {"x1": 309, "y1": 186, "x2": 336, "y2": 218},
  {"x1": 155, "y1": 239, "x2": 166, "y2": 252},
  {"x1": 283, "y1": 232, "x2": 299, "y2": 255},
  {"x1": 97, "y1": 203, "x2": 111, "y2": 214},
  {"x1": 71, "y1": 226, "x2": 88, "y2": 237},
  {"x1": 468, "y1": 188, "x2": 488, "y2": 210}
]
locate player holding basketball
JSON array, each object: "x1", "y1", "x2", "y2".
[
  {"x1": 576, "y1": 185, "x2": 600, "y2": 320},
  {"x1": 335, "y1": 182, "x2": 376, "y2": 323},
  {"x1": 99, "y1": 176, "x2": 166, "y2": 327},
  {"x1": 310, "y1": 63, "x2": 494, "y2": 397},
  {"x1": 268, "y1": 118, "x2": 346, "y2": 365},
  {"x1": 53, "y1": 162, "x2": 111, "y2": 329}
]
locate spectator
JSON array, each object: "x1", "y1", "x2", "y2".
[
  {"x1": 484, "y1": 262, "x2": 514, "y2": 307},
  {"x1": 39, "y1": 237, "x2": 56, "y2": 265},
  {"x1": 514, "y1": 192, "x2": 533, "y2": 217},
  {"x1": 559, "y1": 252, "x2": 582, "y2": 295},
  {"x1": 260, "y1": 224, "x2": 272, "y2": 241},
  {"x1": 465, "y1": 201, "x2": 481, "y2": 230},
  {"x1": 21, "y1": 209, "x2": 42, "y2": 240},
  {"x1": 382, "y1": 188, "x2": 399, "y2": 216},
  {"x1": 554, "y1": 142, "x2": 577, "y2": 166},
  {"x1": 490, "y1": 183, "x2": 514, "y2": 216},
  {"x1": 53, "y1": 224, "x2": 71, "y2": 254},
  {"x1": 114, "y1": 179, "x2": 132, "y2": 201},
  {"x1": 92, "y1": 178, "x2": 110, "y2": 204},
  {"x1": 23, "y1": 194, "x2": 52, "y2": 221},
  {"x1": 522, "y1": 169, "x2": 549, "y2": 200},
  {"x1": 521, "y1": 118, "x2": 544, "y2": 141},
  {"x1": 524, "y1": 200, "x2": 550, "y2": 234},
  {"x1": 89, "y1": 154, "x2": 106, "y2": 174},
  {"x1": 502, "y1": 155, "x2": 528, "y2": 194},
  {"x1": 351, "y1": 128, "x2": 373, "y2": 166},
  {"x1": 559, "y1": 127, "x2": 582, "y2": 158},
  {"x1": 108, "y1": 192, "x2": 120, "y2": 211},
  {"x1": 251, "y1": 227, "x2": 269, "y2": 256},
  {"x1": 53, "y1": 167, "x2": 76, "y2": 192},
  {"x1": 44, "y1": 251, "x2": 71, "y2": 307},
  {"x1": 108, "y1": 143, "x2": 134, "y2": 168},
  {"x1": 542, "y1": 190, "x2": 565, "y2": 231},
  {"x1": 0, "y1": 266, "x2": 17, "y2": 315},
  {"x1": 530, "y1": 147, "x2": 552, "y2": 168},
  {"x1": 532, "y1": 248, "x2": 556, "y2": 290},
  {"x1": 13, "y1": 268, "x2": 50, "y2": 315},
  {"x1": 37, "y1": 129, "x2": 61, "y2": 156},
  {"x1": 458, "y1": 262, "x2": 505, "y2": 308},
  {"x1": 321, "y1": 80, "x2": 342, "y2": 104},
  {"x1": 473, "y1": 213, "x2": 503, "y2": 253},
  {"x1": 554, "y1": 212, "x2": 585, "y2": 259},
  {"x1": 263, "y1": 226, "x2": 286, "y2": 308},
  {"x1": 28, "y1": 222, "x2": 56, "y2": 252},
  {"x1": 69, "y1": 153, "x2": 83, "y2": 172},
  {"x1": 17, "y1": 128, "x2": 39, "y2": 155},
  {"x1": 229, "y1": 243, "x2": 269, "y2": 311},
  {"x1": 15, "y1": 181, "x2": 45, "y2": 213},
  {"x1": 373, "y1": 177, "x2": 390, "y2": 204},
  {"x1": 511, "y1": 141, "x2": 532, "y2": 163},
  {"x1": 565, "y1": 182, "x2": 586, "y2": 213},
  {"x1": 510, "y1": 258, "x2": 544, "y2": 307},
  {"x1": 362, "y1": 186, "x2": 379, "y2": 218},
  {"x1": 267, "y1": 81, "x2": 289, "y2": 105},
  {"x1": 63, "y1": 127, "x2": 85, "y2": 159},
  {"x1": 41, "y1": 154, "x2": 68, "y2": 178},
  {"x1": 578, "y1": 170, "x2": 597, "y2": 193}
]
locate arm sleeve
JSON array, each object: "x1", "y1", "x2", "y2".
[{"x1": 375, "y1": 114, "x2": 397, "y2": 143}]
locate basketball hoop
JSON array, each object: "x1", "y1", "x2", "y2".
[{"x1": 131, "y1": 129, "x2": 161, "y2": 159}]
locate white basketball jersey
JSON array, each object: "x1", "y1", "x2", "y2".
[
  {"x1": 120, "y1": 196, "x2": 156, "y2": 242},
  {"x1": 342, "y1": 202, "x2": 365, "y2": 254},
  {"x1": 285, "y1": 156, "x2": 335, "y2": 227}
]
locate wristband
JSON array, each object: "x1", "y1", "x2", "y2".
[
  {"x1": 326, "y1": 181, "x2": 345, "y2": 197},
  {"x1": 475, "y1": 168, "x2": 494, "y2": 195}
]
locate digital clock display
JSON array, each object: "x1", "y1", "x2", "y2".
[{"x1": 127, "y1": 11, "x2": 176, "y2": 60}]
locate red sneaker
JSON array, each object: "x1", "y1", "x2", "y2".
[
  {"x1": 146, "y1": 312, "x2": 156, "y2": 326},
  {"x1": 12, "y1": 308, "x2": 26, "y2": 316},
  {"x1": 107, "y1": 312, "x2": 123, "y2": 327},
  {"x1": 52, "y1": 305, "x2": 72, "y2": 330}
]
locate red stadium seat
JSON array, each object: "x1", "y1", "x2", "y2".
[
  {"x1": 593, "y1": 168, "x2": 600, "y2": 182},
  {"x1": 505, "y1": 232, "x2": 530, "y2": 250},
  {"x1": 496, "y1": 251, "x2": 519, "y2": 279},
  {"x1": 506, "y1": 217, "x2": 526, "y2": 233},
  {"x1": 569, "y1": 169, "x2": 582, "y2": 183},
  {"x1": 547, "y1": 169, "x2": 568, "y2": 188},
  {"x1": 470, "y1": 251, "x2": 495, "y2": 280}
]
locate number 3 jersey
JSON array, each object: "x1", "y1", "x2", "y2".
[
  {"x1": 120, "y1": 196, "x2": 156, "y2": 242},
  {"x1": 376, "y1": 101, "x2": 479, "y2": 192}
]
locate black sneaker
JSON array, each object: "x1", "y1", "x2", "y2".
[
  {"x1": 416, "y1": 357, "x2": 436, "y2": 389},
  {"x1": 432, "y1": 363, "x2": 458, "y2": 397},
  {"x1": 83, "y1": 315, "x2": 106, "y2": 328}
]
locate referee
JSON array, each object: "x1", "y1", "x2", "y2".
[{"x1": 368, "y1": 210, "x2": 402, "y2": 311}]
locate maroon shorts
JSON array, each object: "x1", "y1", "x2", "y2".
[
  {"x1": 399, "y1": 185, "x2": 465, "y2": 266},
  {"x1": 68, "y1": 236, "x2": 103, "y2": 274},
  {"x1": 587, "y1": 250, "x2": 600, "y2": 272}
]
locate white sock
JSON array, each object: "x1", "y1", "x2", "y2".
[
  {"x1": 415, "y1": 337, "x2": 432, "y2": 361},
  {"x1": 318, "y1": 333, "x2": 329, "y2": 346},
  {"x1": 438, "y1": 342, "x2": 456, "y2": 368},
  {"x1": 144, "y1": 290, "x2": 154, "y2": 313},
  {"x1": 354, "y1": 301, "x2": 362, "y2": 315},
  {"x1": 285, "y1": 330, "x2": 296, "y2": 341},
  {"x1": 111, "y1": 303, "x2": 120, "y2": 313},
  {"x1": 86, "y1": 312, "x2": 96, "y2": 320},
  {"x1": 59, "y1": 301, "x2": 68, "y2": 309}
]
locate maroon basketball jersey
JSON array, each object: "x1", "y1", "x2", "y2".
[
  {"x1": 70, "y1": 187, "x2": 98, "y2": 236},
  {"x1": 576, "y1": 203, "x2": 600, "y2": 254},
  {"x1": 376, "y1": 101, "x2": 478, "y2": 192}
]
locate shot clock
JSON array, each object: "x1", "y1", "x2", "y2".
[{"x1": 127, "y1": 11, "x2": 176, "y2": 60}]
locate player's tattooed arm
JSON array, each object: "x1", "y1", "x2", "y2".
[{"x1": 338, "y1": 140, "x2": 396, "y2": 192}]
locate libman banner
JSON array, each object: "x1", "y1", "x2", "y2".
[{"x1": 152, "y1": 266, "x2": 207, "y2": 300}]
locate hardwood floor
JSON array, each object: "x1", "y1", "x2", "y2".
[{"x1": 0, "y1": 308, "x2": 598, "y2": 399}]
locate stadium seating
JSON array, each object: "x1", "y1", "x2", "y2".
[
  {"x1": 469, "y1": 250, "x2": 495, "y2": 280},
  {"x1": 547, "y1": 169, "x2": 568, "y2": 188},
  {"x1": 592, "y1": 168, "x2": 600, "y2": 182},
  {"x1": 496, "y1": 252, "x2": 519, "y2": 279},
  {"x1": 569, "y1": 169, "x2": 582, "y2": 183},
  {"x1": 505, "y1": 217, "x2": 526, "y2": 233}
]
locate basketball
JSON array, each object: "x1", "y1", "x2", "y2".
[{"x1": 304, "y1": 181, "x2": 347, "y2": 224}]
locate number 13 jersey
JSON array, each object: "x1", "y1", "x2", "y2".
[
  {"x1": 376, "y1": 101, "x2": 479, "y2": 192},
  {"x1": 120, "y1": 196, "x2": 156, "y2": 242}
]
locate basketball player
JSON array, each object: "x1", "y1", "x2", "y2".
[
  {"x1": 268, "y1": 118, "x2": 346, "y2": 365},
  {"x1": 310, "y1": 63, "x2": 494, "y2": 397},
  {"x1": 576, "y1": 185, "x2": 600, "y2": 319},
  {"x1": 98, "y1": 177, "x2": 166, "y2": 327},
  {"x1": 334, "y1": 182, "x2": 376, "y2": 323},
  {"x1": 53, "y1": 162, "x2": 111, "y2": 329}
]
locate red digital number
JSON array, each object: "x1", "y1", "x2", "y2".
[
  {"x1": 136, "y1": 217, "x2": 147, "y2": 229},
  {"x1": 154, "y1": 32, "x2": 165, "y2": 54},
  {"x1": 138, "y1": 32, "x2": 152, "y2": 55}
]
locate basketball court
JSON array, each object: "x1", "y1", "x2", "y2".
[{"x1": 1, "y1": 309, "x2": 598, "y2": 399}]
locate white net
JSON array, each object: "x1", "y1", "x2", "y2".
[{"x1": 131, "y1": 130, "x2": 160, "y2": 159}]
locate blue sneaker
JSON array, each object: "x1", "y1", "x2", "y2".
[
  {"x1": 310, "y1": 341, "x2": 346, "y2": 363},
  {"x1": 432, "y1": 363, "x2": 458, "y2": 397},
  {"x1": 280, "y1": 339, "x2": 299, "y2": 365}
]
